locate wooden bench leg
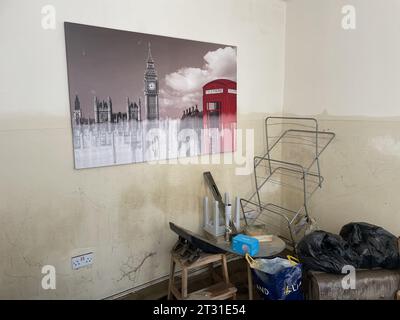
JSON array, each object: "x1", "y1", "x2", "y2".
[
  {"x1": 167, "y1": 256, "x2": 176, "y2": 300},
  {"x1": 247, "y1": 263, "x2": 253, "y2": 300},
  {"x1": 208, "y1": 263, "x2": 218, "y2": 283},
  {"x1": 181, "y1": 267, "x2": 188, "y2": 299},
  {"x1": 221, "y1": 254, "x2": 230, "y2": 284}
]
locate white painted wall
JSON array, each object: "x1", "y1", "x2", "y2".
[
  {"x1": 0, "y1": 0, "x2": 285, "y2": 121},
  {"x1": 283, "y1": 0, "x2": 400, "y2": 236},
  {"x1": 0, "y1": 0, "x2": 286, "y2": 299},
  {"x1": 284, "y1": 0, "x2": 400, "y2": 117}
]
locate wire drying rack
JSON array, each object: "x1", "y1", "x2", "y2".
[{"x1": 240, "y1": 117, "x2": 335, "y2": 250}]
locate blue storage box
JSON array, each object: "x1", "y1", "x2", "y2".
[{"x1": 232, "y1": 234, "x2": 259, "y2": 256}]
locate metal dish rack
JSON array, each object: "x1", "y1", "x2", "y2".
[{"x1": 240, "y1": 117, "x2": 335, "y2": 250}]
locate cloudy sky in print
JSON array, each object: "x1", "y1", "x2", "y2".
[{"x1": 65, "y1": 23, "x2": 237, "y2": 119}]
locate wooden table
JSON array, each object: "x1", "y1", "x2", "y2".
[
  {"x1": 203, "y1": 233, "x2": 286, "y2": 299},
  {"x1": 169, "y1": 223, "x2": 286, "y2": 300}
]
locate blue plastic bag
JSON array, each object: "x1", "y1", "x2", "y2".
[{"x1": 246, "y1": 255, "x2": 303, "y2": 300}]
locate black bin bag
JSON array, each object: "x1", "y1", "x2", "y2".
[
  {"x1": 297, "y1": 231, "x2": 360, "y2": 274},
  {"x1": 340, "y1": 222, "x2": 400, "y2": 269}
]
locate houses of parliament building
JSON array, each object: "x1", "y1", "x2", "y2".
[{"x1": 72, "y1": 43, "x2": 159, "y2": 126}]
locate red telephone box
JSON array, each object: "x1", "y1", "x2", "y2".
[{"x1": 202, "y1": 79, "x2": 237, "y2": 153}]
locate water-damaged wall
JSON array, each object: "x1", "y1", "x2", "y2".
[
  {"x1": 283, "y1": 0, "x2": 400, "y2": 236},
  {"x1": 0, "y1": 0, "x2": 286, "y2": 298}
]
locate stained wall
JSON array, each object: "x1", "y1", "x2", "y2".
[{"x1": 0, "y1": 0, "x2": 286, "y2": 298}]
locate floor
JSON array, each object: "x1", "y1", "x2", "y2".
[{"x1": 121, "y1": 250, "x2": 293, "y2": 300}]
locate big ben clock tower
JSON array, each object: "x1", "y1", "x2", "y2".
[{"x1": 144, "y1": 43, "x2": 159, "y2": 120}]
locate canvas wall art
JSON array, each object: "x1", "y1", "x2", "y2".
[{"x1": 65, "y1": 22, "x2": 237, "y2": 169}]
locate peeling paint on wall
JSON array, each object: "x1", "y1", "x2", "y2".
[
  {"x1": 281, "y1": 115, "x2": 400, "y2": 237},
  {"x1": 370, "y1": 135, "x2": 400, "y2": 158}
]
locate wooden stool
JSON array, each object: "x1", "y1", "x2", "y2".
[{"x1": 167, "y1": 252, "x2": 237, "y2": 300}]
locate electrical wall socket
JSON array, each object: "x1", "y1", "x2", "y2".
[{"x1": 71, "y1": 252, "x2": 94, "y2": 270}]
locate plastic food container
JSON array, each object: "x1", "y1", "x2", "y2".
[{"x1": 232, "y1": 234, "x2": 260, "y2": 256}]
